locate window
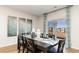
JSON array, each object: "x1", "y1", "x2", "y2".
[
  {"x1": 57, "y1": 19, "x2": 66, "y2": 39},
  {"x1": 48, "y1": 20, "x2": 57, "y2": 37},
  {"x1": 19, "y1": 18, "x2": 32, "y2": 35},
  {"x1": 27, "y1": 19, "x2": 32, "y2": 34},
  {"x1": 19, "y1": 18, "x2": 27, "y2": 35},
  {"x1": 8, "y1": 16, "x2": 17, "y2": 36},
  {"x1": 48, "y1": 19, "x2": 66, "y2": 39}
]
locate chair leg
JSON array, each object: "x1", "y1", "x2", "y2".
[
  {"x1": 27, "y1": 49, "x2": 29, "y2": 53},
  {"x1": 18, "y1": 44, "x2": 20, "y2": 53},
  {"x1": 18, "y1": 48, "x2": 20, "y2": 53},
  {"x1": 25, "y1": 48, "x2": 28, "y2": 53},
  {"x1": 23, "y1": 48, "x2": 25, "y2": 53},
  {"x1": 18, "y1": 50, "x2": 20, "y2": 53}
]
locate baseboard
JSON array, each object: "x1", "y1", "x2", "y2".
[{"x1": 0, "y1": 44, "x2": 17, "y2": 53}]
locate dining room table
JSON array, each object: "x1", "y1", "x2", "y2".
[{"x1": 23, "y1": 35, "x2": 59, "y2": 53}]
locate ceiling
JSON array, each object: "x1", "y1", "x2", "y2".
[{"x1": 5, "y1": 5, "x2": 68, "y2": 16}]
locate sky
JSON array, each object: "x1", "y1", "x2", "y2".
[{"x1": 48, "y1": 20, "x2": 65, "y2": 28}]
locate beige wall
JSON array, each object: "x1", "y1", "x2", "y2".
[
  {"x1": 70, "y1": 6, "x2": 79, "y2": 49},
  {"x1": 47, "y1": 9, "x2": 66, "y2": 20},
  {"x1": 0, "y1": 6, "x2": 39, "y2": 47},
  {"x1": 37, "y1": 15, "x2": 44, "y2": 33}
]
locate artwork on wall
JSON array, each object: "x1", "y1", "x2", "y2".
[{"x1": 8, "y1": 16, "x2": 17, "y2": 36}]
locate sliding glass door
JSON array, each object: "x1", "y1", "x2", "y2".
[
  {"x1": 48, "y1": 19, "x2": 66, "y2": 39},
  {"x1": 56, "y1": 19, "x2": 66, "y2": 39}
]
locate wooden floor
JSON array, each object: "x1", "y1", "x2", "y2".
[
  {"x1": 0, "y1": 44, "x2": 79, "y2": 53},
  {"x1": 0, "y1": 45, "x2": 17, "y2": 53},
  {"x1": 66, "y1": 48, "x2": 79, "y2": 53}
]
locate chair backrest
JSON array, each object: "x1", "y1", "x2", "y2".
[
  {"x1": 17, "y1": 35, "x2": 27, "y2": 48},
  {"x1": 57, "y1": 39, "x2": 65, "y2": 53},
  {"x1": 18, "y1": 35, "x2": 24, "y2": 43},
  {"x1": 26, "y1": 38, "x2": 35, "y2": 52},
  {"x1": 40, "y1": 33, "x2": 44, "y2": 38},
  {"x1": 17, "y1": 35, "x2": 23, "y2": 49},
  {"x1": 22, "y1": 33, "x2": 28, "y2": 35}
]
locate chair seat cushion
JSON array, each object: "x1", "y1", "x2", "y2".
[{"x1": 47, "y1": 47, "x2": 57, "y2": 53}]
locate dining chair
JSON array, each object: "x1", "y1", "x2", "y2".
[
  {"x1": 26, "y1": 38, "x2": 36, "y2": 53},
  {"x1": 17, "y1": 34, "x2": 27, "y2": 53},
  {"x1": 47, "y1": 39, "x2": 65, "y2": 53}
]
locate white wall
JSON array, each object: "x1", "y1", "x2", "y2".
[
  {"x1": 37, "y1": 15, "x2": 44, "y2": 33},
  {"x1": 0, "y1": 6, "x2": 39, "y2": 47},
  {"x1": 47, "y1": 9, "x2": 66, "y2": 20},
  {"x1": 70, "y1": 6, "x2": 79, "y2": 49}
]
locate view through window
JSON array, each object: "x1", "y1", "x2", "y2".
[{"x1": 48, "y1": 19, "x2": 66, "y2": 39}]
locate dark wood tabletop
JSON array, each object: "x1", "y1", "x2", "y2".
[{"x1": 24, "y1": 35, "x2": 59, "y2": 53}]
